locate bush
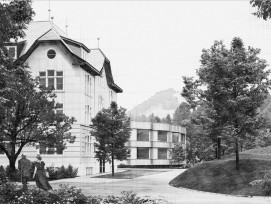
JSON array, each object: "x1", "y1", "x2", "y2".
[
  {"x1": 0, "y1": 165, "x2": 7, "y2": 184},
  {"x1": 0, "y1": 182, "x2": 159, "y2": 204},
  {"x1": 249, "y1": 171, "x2": 271, "y2": 196},
  {"x1": 47, "y1": 164, "x2": 78, "y2": 180},
  {"x1": 5, "y1": 166, "x2": 21, "y2": 182}
]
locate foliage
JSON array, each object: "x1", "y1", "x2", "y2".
[
  {"x1": 161, "y1": 114, "x2": 172, "y2": 124},
  {"x1": 0, "y1": 182, "x2": 158, "y2": 204},
  {"x1": 181, "y1": 37, "x2": 271, "y2": 170},
  {"x1": 47, "y1": 164, "x2": 78, "y2": 180},
  {"x1": 171, "y1": 102, "x2": 216, "y2": 165},
  {"x1": 250, "y1": 172, "x2": 271, "y2": 196},
  {"x1": 0, "y1": 0, "x2": 76, "y2": 172},
  {"x1": 0, "y1": 67, "x2": 76, "y2": 170},
  {"x1": 90, "y1": 101, "x2": 131, "y2": 176},
  {"x1": 250, "y1": 0, "x2": 271, "y2": 20},
  {"x1": 103, "y1": 191, "x2": 157, "y2": 204},
  {"x1": 0, "y1": 0, "x2": 35, "y2": 45},
  {"x1": 169, "y1": 143, "x2": 185, "y2": 164},
  {"x1": 172, "y1": 102, "x2": 191, "y2": 126},
  {"x1": 0, "y1": 165, "x2": 7, "y2": 184}
]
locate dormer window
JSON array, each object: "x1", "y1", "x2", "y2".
[
  {"x1": 5, "y1": 46, "x2": 17, "y2": 59},
  {"x1": 47, "y1": 49, "x2": 56, "y2": 59}
]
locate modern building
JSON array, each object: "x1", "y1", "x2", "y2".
[
  {"x1": 126, "y1": 121, "x2": 186, "y2": 166},
  {"x1": 1, "y1": 21, "x2": 122, "y2": 175}
]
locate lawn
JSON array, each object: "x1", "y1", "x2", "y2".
[
  {"x1": 169, "y1": 146, "x2": 271, "y2": 196},
  {"x1": 92, "y1": 169, "x2": 169, "y2": 179}
]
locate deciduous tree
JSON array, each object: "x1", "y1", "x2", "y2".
[
  {"x1": 182, "y1": 37, "x2": 271, "y2": 170},
  {"x1": 250, "y1": 0, "x2": 271, "y2": 20},
  {"x1": 90, "y1": 102, "x2": 131, "y2": 176},
  {"x1": 0, "y1": 68, "x2": 75, "y2": 172}
]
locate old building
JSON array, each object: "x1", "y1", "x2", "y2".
[{"x1": 1, "y1": 21, "x2": 122, "y2": 175}]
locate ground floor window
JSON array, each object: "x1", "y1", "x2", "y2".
[
  {"x1": 137, "y1": 147, "x2": 149, "y2": 159},
  {"x1": 85, "y1": 135, "x2": 91, "y2": 155},
  {"x1": 158, "y1": 148, "x2": 168, "y2": 159},
  {"x1": 38, "y1": 142, "x2": 63, "y2": 155},
  {"x1": 181, "y1": 134, "x2": 186, "y2": 144}
]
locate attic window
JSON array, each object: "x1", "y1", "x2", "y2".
[{"x1": 47, "y1": 49, "x2": 56, "y2": 59}]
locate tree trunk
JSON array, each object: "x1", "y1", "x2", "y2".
[
  {"x1": 235, "y1": 138, "x2": 239, "y2": 170},
  {"x1": 217, "y1": 137, "x2": 221, "y2": 159},
  {"x1": 111, "y1": 154, "x2": 114, "y2": 176}
]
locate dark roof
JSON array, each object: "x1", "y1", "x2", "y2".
[{"x1": 103, "y1": 60, "x2": 123, "y2": 93}]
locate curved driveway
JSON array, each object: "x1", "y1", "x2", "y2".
[{"x1": 51, "y1": 169, "x2": 271, "y2": 204}]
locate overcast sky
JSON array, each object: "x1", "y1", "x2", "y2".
[{"x1": 32, "y1": 0, "x2": 271, "y2": 111}]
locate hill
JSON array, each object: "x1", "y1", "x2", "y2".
[
  {"x1": 128, "y1": 88, "x2": 184, "y2": 119},
  {"x1": 169, "y1": 146, "x2": 271, "y2": 196}
]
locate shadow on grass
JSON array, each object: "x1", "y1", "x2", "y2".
[{"x1": 92, "y1": 169, "x2": 169, "y2": 179}]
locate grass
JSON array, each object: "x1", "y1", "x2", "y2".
[
  {"x1": 169, "y1": 146, "x2": 271, "y2": 196},
  {"x1": 92, "y1": 169, "x2": 168, "y2": 179}
]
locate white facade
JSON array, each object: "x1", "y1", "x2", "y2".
[
  {"x1": 126, "y1": 121, "x2": 186, "y2": 166},
  {"x1": 0, "y1": 21, "x2": 121, "y2": 175}
]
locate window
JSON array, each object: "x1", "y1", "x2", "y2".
[
  {"x1": 172, "y1": 133, "x2": 180, "y2": 143},
  {"x1": 4, "y1": 46, "x2": 17, "y2": 59},
  {"x1": 98, "y1": 96, "x2": 104, "y2": 111},
  {"x1": 181, "y1": 134, "x2": 186, "y2": 144},
  {"x1": 137, "y1": 147, "x2": 149, "y2": 159},
  {"x1": 85, "y1": 105, "x2": 91, "y2": 124},
  {"x1": 56, "y1": 103, "x2": 63, "y2": 114},
  {"x1": 39, "y1": 70, "x2": 63, "y2": 90},
  {"x1": 39, "y1": 142, "x2": 63, "y2": 155},
  {"x1": 85, "y1": 135, "x2": 91, "y2": 155},
  {"x1": 137, "y1": 129, "x2": 149, "y2": 141},
  {"x1": 85, "y1": 74, "x2": 91, "y2": 96},
  {"x1": 158, "y1": 148, "x2": 167, "y2": 159},
  {"x1": 47, "y1": 49, "x2": 56, "y2": 59},
  {"x1": 158, "y1": 131, "x2": 167, "y2": 142}
]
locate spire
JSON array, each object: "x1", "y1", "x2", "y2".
[
  {"x1": 97, "y1": 37, "x2": 100, "y2": 48},
  {"x1": 65, "y1": 17, "x2": 68, "y2": 35},
  {"x1": 48, "y1": 0, "x2": 51, "y2": 21}
]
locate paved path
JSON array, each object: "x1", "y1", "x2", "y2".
[{"x1": 50, "y1": 169, "x2": 271, "y2": 204}]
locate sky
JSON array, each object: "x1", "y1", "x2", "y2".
[{"x1": 32, "y1": 0, "x2": 271, "y2": 111}]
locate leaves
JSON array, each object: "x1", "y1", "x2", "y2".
[{"x1": 90, "y1": 101, "x2": 131, "y2": 162}]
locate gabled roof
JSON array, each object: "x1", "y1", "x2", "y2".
[{"x1": 15, "y1": 21, "x2": 122, "y2": 92}]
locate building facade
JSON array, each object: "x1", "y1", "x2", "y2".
[
  {"x1": 0, "y1": 21, "x2": 122, "y2": 175},
  {"x1": 126, "y1": 121, "x2": 186, "y2": 166}
]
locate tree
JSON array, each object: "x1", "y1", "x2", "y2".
[
  {"x1": 182, "y1": 37, "x2": 271, "y2": 170},
  {"x1": 162, "y1": 114, "x2": 172, "y2": 124},
  {"x1": 0, "y1": 68, "x2": 75, "y2": 173},
  {"x1": 250, "y1": 0, "x2": 271, "y2": 20},
  {"x1": 0, "y1": 0, "x2": 35, "y2": 103},
  {"x1": 172, "y1": 102, "x2": 191, "y2": 126},
  {"x1": 169, "y1": 143, "x2": 185, "y2": 165},
  {"x1": 90, "y1": 102, "x2": 131, "y2": 176},
  {"x1": 0, "y1": 1, "x2": 75, "y2": 176}
]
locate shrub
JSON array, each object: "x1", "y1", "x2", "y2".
[
  {"x1": 47, "y1": 164, "x2": 78, "y2": 180},
  {"x1": 0, "y1": 165, "x2": 7, "y2": 184},
  {"x1": 249, "y1": 171, "x2": 271, "y2": 196},
  {"x1": 263, "y1": 180, "x2": 271, "y2": 196},
  {"x1": 5, "y1": 166, "x2": 21, "y2": 182},
  {"x1": 103, "y1": 191, "x2": 158, "y2": 204}
]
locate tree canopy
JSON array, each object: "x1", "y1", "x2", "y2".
[
  {"x1": 182, "y1": 37, "x2": 271, "y2": 170},
  {"x1": 250, "y1": 0, "x2": 271, "y2": 20},
  {"x1": 90, "y1": 102, "x2": 131, "y2": 176}
]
